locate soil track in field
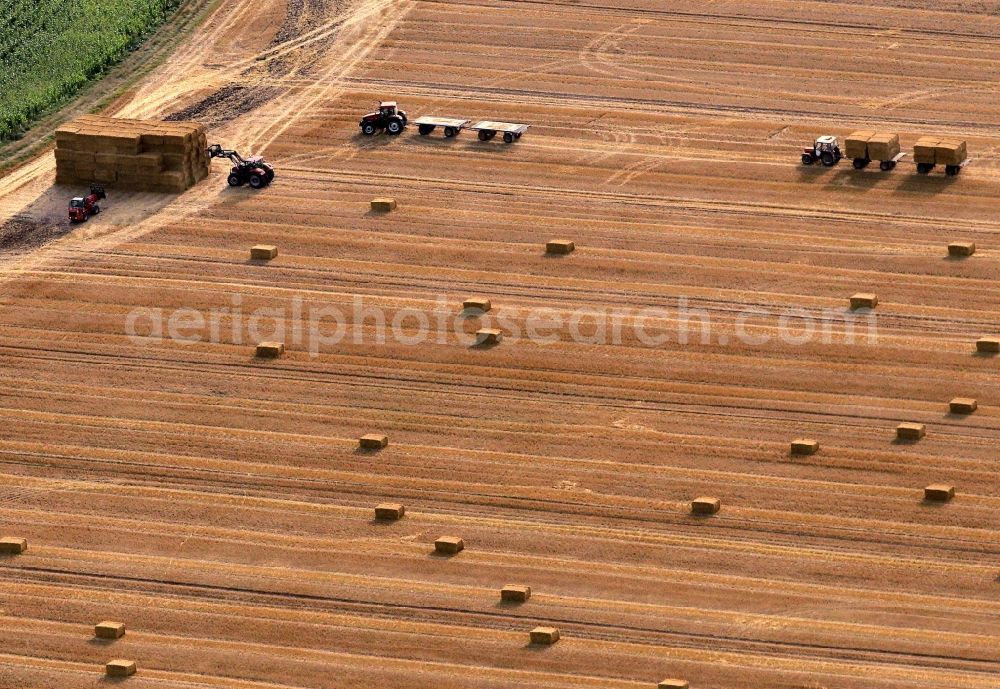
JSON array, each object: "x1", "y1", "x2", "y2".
[{"x1": 165, "y1": 83, "x2": 282, "y2": 126}]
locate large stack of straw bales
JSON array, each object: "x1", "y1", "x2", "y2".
[
  {"x1": 845, "y1": 131, "x2": 900, "y2": 161},
  {"x1": 914, "y1": 136, "x2": 967, "y2": 166},
  {"x1": 54, "y1": 115, "x2": 209, "y2": 192}
]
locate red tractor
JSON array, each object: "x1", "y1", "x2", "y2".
[
  {"x1": 359, "y1": 101, "x2": 408, "y2": 136},
  {"x1": 207, "y1": 144, "x2": 275, "y2": 189},
  {"x1": 801, "y1": 135, "x2": 844, "y2": 167},
  {"x1": 68, "y1": 184, "x2": 106, "y2": 223}
]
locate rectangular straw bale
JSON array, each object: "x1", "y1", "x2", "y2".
[
  {"x1": 374, "y1": 503, "x2": 405, "y2": 520},
  {"x1": 529, "y1": 627, "x2": 560, "y2": 644},
  {"x1": 924, "y1": 484, "x2": 955, "y2": 502},
  {"x1": 135, "y1": 153, "x2": 164, "y2": 172},
  {"x1": 546, "y1": 239, "x2": 575, "y2": 254},
  {"x1": 105, "y1": 660, "x2": 136, "y2": 677},
  {"x1": 250, "y1": 245, "x2": 278, "y2": 260},
  {"x1": 0, "y1": 537, "x2": 27, "y2": 554},
  {"x1": 434, "y1": 536, "x2": 464, "y2": 554},
  {"x1": 949, "y1": 398, "x2": 977, "y2": 414},
  {"x1": 54, "y1": 124, "x2": 81, "y2": 146},
  {"x1": 850, "y1": 293, "x2": 878, "y2": 310},
  {"x1": 93, "y1": 168, "x2": 118, "y2": 183},
  {"x1": 844, "y1": 131, "x2": 874, "y2": 159},
  {"x1": 255, "y1": 341, "x2": 284, "y2": 358},
  {"x1": 162, "y1": 153, "x2": 186, "y2": 170},
  {"x1": 359, "y1": 434, "x2": 389, "y2": 449},
  {"x1": 913, "y1": 137, "x2": 940, "y2": 164},
  {"x1": 501, "y1": 585, "x2": 531, "y2": 602},
  {"x1": 948, "y1": 242, "x2": 975, "y2": 257},
  {"x1": 141, "y1": 133, "x2": 165, "y2": 147},
  {"x1": 935, "y1": 139, "x2": 967, "y2": 166},
  {"x1": 658, "y1": 681, "x2": 690, "y2": 689},
  {"x1": 867, "y1": 133, "x2": 900, "y2": 161},
  {"x1": 475, "y1": 328, "x2": 502, "y2": 346},
  {"x1": 95, "y1": 621, "x2": 126, "y2": 639},
  {"x1": 896, "y1": 423, "x2": 926, "y2": 440},
  {"x1": 976, "y1": 337, "x2": 1000, "y2": 353},
  {"x1": 463, "y1": 298, "x2": 491, "y2": 312},
  {"x1": 691, "y1": 497, "x2": 721, "y2": 515},
  {"x1": 790, "y1": 438, "x2": 819, "y2": 455}
]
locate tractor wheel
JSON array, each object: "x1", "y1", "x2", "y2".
[
  {"x1": 387, "y1": 119, "x2": 403, "y2": 135},
  {"x1": 228, "y1": 173, "x2": 242, "y2": 187},
  {"x1": 248, "y1": 174, "x2": 265, "y2": 189},
  {"x1": 91, "y1": 205, "x2": 100, "y2": 215},
  {"x1": 444, "y1": 127, "x2": 457, "y2": 138},
  {"x1": 361, "y1": 123, "x2": 377, "y2": 136},
  {"x1": 821, "y1": 151, "x2": 836, "y2": 167},
  {"x1": 801, "y1": 154, "x2": 814, "y2": 166},
  {"x1": 265, "y1": 169, "x2": 275, "y2": 183},
  {"x1": 503, "y1": 132, "x2": 515, "y2": 143},
  {"x1": 945, "y1": 165, "x2": 960, "y2": 177},
  {"x1": 418, "y1": 124, "x2": 434, "y2": 136}
]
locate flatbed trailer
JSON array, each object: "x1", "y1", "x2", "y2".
[
  {"x1": 853, "y1": 151, "x2": 908, "y2": 171},
  {"x1": 917, "y1": 157, "x2": 971, "y2": 177},
  {"x1": 880, "y1": 151, "x2": 908, "y2": 171},
  {"x1": 468, "y1": 121, "x2": 529, "y2": 143},
  {"x1": 413, "y1": 116, "x2": 471, "y2": 138}
]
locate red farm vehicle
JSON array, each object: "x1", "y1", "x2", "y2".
[{"x1": 68, "y1": 184, "x2": 106, "y2": 223}]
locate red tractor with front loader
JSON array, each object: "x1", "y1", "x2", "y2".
[
  {"x1": 207, "y1": 144, "x2": 275, "y2": 189},
  {"x1": 68, "y1": 184, "x2": 106, "y2": 223},
  {"x1": 359, "y1": 101, "x2": 408, "y2": 136}
]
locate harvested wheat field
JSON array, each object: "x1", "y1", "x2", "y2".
[{"x1": 1, "y1": 1, "x2": 1000, "y2": 688}]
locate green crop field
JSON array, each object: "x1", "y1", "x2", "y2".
[{"x1": 0, "y1": 0, "x2": 182, "y2": 141}]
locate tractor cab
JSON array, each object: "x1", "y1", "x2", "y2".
[
  {"x1": 68, "y1": 197, "x2": 86, "y2": 221},
  {"x1": 379, "y1": 101, "x2": 399, "y2": 117},
  {"x1": 68, "y1": 185, "x2": 105, "y2": 222},
  {"x1": 814, "y1": 135, "x2": 839, "y2": 152}
]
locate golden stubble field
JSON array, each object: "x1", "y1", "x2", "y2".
[{"x1": 0, "y1": 1, "x2": 998, "y2": 688}]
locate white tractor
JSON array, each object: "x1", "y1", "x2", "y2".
[{"x1": 801, "y1": 135, "x2": 844, "y2": 167}]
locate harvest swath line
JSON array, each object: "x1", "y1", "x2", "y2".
[
  {"x1": 6, "y1": 339, "x2": 1000, "y2": 436},
  {"x1": 2, "y1": 474, "x2": 998, "y2": 564},
  {"x1": 277, "y1": 165, "x2": 1000, "y2": 230},
  {"x1": 5, "y1": 566, "x2": 1000, "y2": 675},
  {"x1": 21, "y1": 249, "x2": 1000, "y2": 335},
  {"x1": 431, "y1": 0, "x2": 1000, "y2": 42}
]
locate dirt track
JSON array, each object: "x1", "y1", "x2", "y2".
[{"x1": 1, "y1": 1, "x2": 999, "y2": 688}]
